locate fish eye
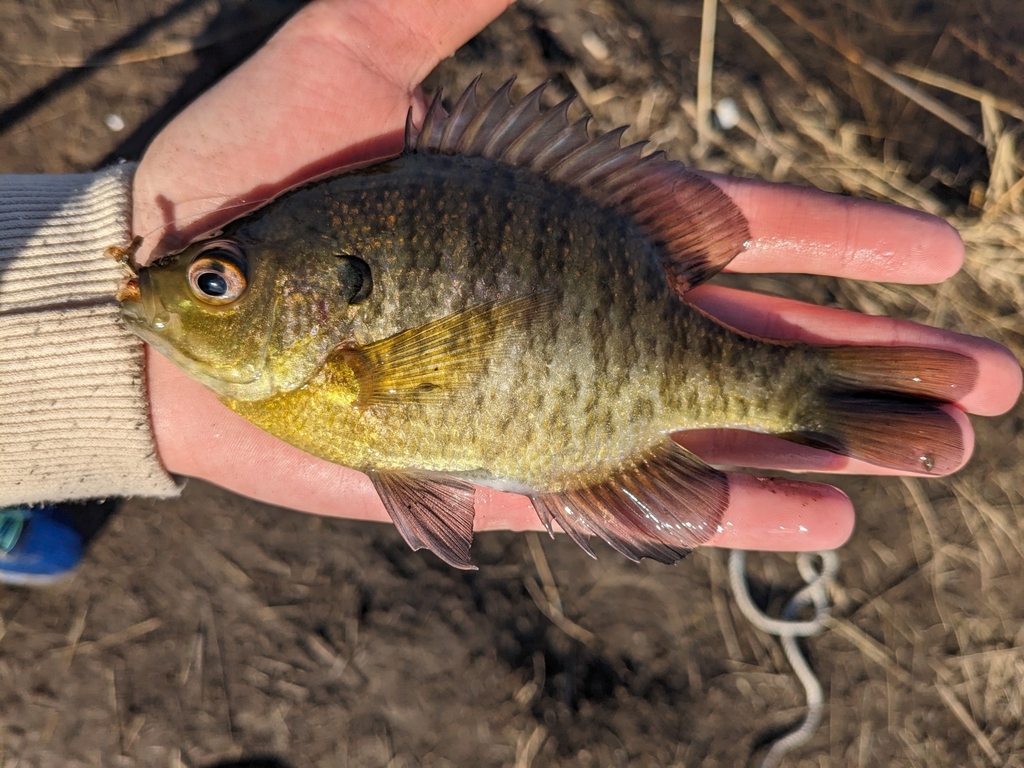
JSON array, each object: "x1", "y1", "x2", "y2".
[{"x1": 187, "y1": 241, "x2": 247, "y2": 305}]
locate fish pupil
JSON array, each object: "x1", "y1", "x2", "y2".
[{"x1": 197, "y1": 272, "x2": 228, "y2": 297}]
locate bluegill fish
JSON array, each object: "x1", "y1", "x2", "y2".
[{"x1": 121, "y1": 78, "x2": 977, "y2": 568}]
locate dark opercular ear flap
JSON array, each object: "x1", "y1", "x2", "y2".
[{"x1": 336, "y1": 255, "x2": 373, "y2": 305}]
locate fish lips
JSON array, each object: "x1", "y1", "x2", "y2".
[{"x1": 120, "y1": 268, "x2": 169, "y2": 331}]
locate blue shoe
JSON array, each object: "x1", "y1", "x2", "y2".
[{"x1": 0, "y1": 506, "x2": 83, "y2": 586}]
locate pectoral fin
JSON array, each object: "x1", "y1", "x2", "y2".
[
  {"x1": 342, "y1": 293, "x2": 555, "y2": 406},
  {"x1": 530, "y1": 440, "x2": 729, "y2": 564},
  {"x1": 368, "y1": 471, "x2": 478, "y2": 569}
]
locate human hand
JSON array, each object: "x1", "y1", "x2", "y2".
[{"x1": 133, "y1": 0, "x2": 1021, "y2": 554}]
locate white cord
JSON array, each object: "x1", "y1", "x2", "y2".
[{"x1": 728, "y1": 549, "x2": 839, "y2": 768}]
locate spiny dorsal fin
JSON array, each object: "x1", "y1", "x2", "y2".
[
  {"x1": 530, "y1": 440, "x2": 729, "y2": 564},
  {"x1": 405, "y1": 78, "x2": 751, "y2": 295}
]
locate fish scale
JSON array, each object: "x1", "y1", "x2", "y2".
[
  {"x1": 122, "y1": 78, "x2": 976, "y2": 567},
  {"x1": 229, "y1": 153, "x2": 799, "y2": 484}
]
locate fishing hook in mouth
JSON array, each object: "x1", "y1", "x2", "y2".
[
  {"x1": 105, "y1": 235, "x2": 144, "y2": 276},
  {"x1": 109, "y1": 236, "x2": 145, "y2": 303}
]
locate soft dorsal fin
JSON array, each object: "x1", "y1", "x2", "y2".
[
  {"x1": 529, "y1": 439, "x2": 729, "y2": 564},
  {"x1": 406, "y1": 78, "x2": 751, "y2": 295}
]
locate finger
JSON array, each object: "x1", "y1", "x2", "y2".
[
  {"x1": 674, "y1": 406, "x2": 975, "y2": 476},
  {"x1": 148, "y1": 350, "x2": 854, "y2": 553},
  {"x1": 687, "y1": 284, "x2": 1022, "y2": 416},
  {"x1": 703, "y1": 173, "x2": 965, "y2": 283},
  {"x1": 705, "y1": 474, "x2": 854, "y2": 551},
  {"x1": 133, "y1": 0, "x2": 512, "y2": 260}
]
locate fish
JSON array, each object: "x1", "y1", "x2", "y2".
[{"x1": 120, "y1": 77, "x2": 978, "y2": 569}]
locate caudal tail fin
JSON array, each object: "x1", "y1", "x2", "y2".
[{"x1": 784, "y1": 346, "x2": 978, "y2": 474}]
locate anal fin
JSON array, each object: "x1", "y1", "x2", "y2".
[
  {"x1": 368, "y1": 471, "x2": 478, "y2": 569},
  {"x1": 530, "y1": 440, "x2": 729, "y2": 564}
]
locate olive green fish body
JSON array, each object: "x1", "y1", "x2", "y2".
[
  {"x1": 123, "y1": 79, "x2": 976, "y2": 567},
  {"x1": 225, "y1": 152, "x2": 803, "y2": 492}
]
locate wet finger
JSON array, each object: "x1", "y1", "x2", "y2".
[
  {"x1": 298, "y1": 0, "x2": 514, "y2": 93},
  {"x1": 687, "y1": 284, "x2": 1022, "y2": 416},
  {"x1": 703, "y1": 173, "x2": 964, "y2": 284},
  {"x1": 134, "y1": 0, "x2": 512, "y2": 261},
  {"x1": 704, "y1": 474, "x2": 855, "y2": 552}
]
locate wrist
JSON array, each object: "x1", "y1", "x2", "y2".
[{"x1": 0, "y1": 166, "x2": 179, "y2": 504}]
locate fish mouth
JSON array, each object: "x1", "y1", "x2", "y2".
[
  {"x1": 119, "y1": 290, "x2": 143, "y2": 323},
  {"x1": 119, "y1": 269, "x2": 167, "y2": 329},
  {"x1": 119, "y1": 267, "x2": 275, "y2": 399}
]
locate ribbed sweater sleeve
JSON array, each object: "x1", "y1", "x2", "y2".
[{"x1": 0, "y1": 164, "x2": 180, "y2": 505}]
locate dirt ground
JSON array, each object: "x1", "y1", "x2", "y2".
[{"x1": 1, "y1": 1, "x2": 1023, "y2": 766}]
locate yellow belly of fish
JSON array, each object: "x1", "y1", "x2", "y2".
[{"x1": 223, "y1": 353, "x2": 689, "y2": 494}]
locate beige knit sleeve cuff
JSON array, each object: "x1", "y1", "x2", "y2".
[{"x1": 0, "y1": 164, "x2": 181, "y2": 505}]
